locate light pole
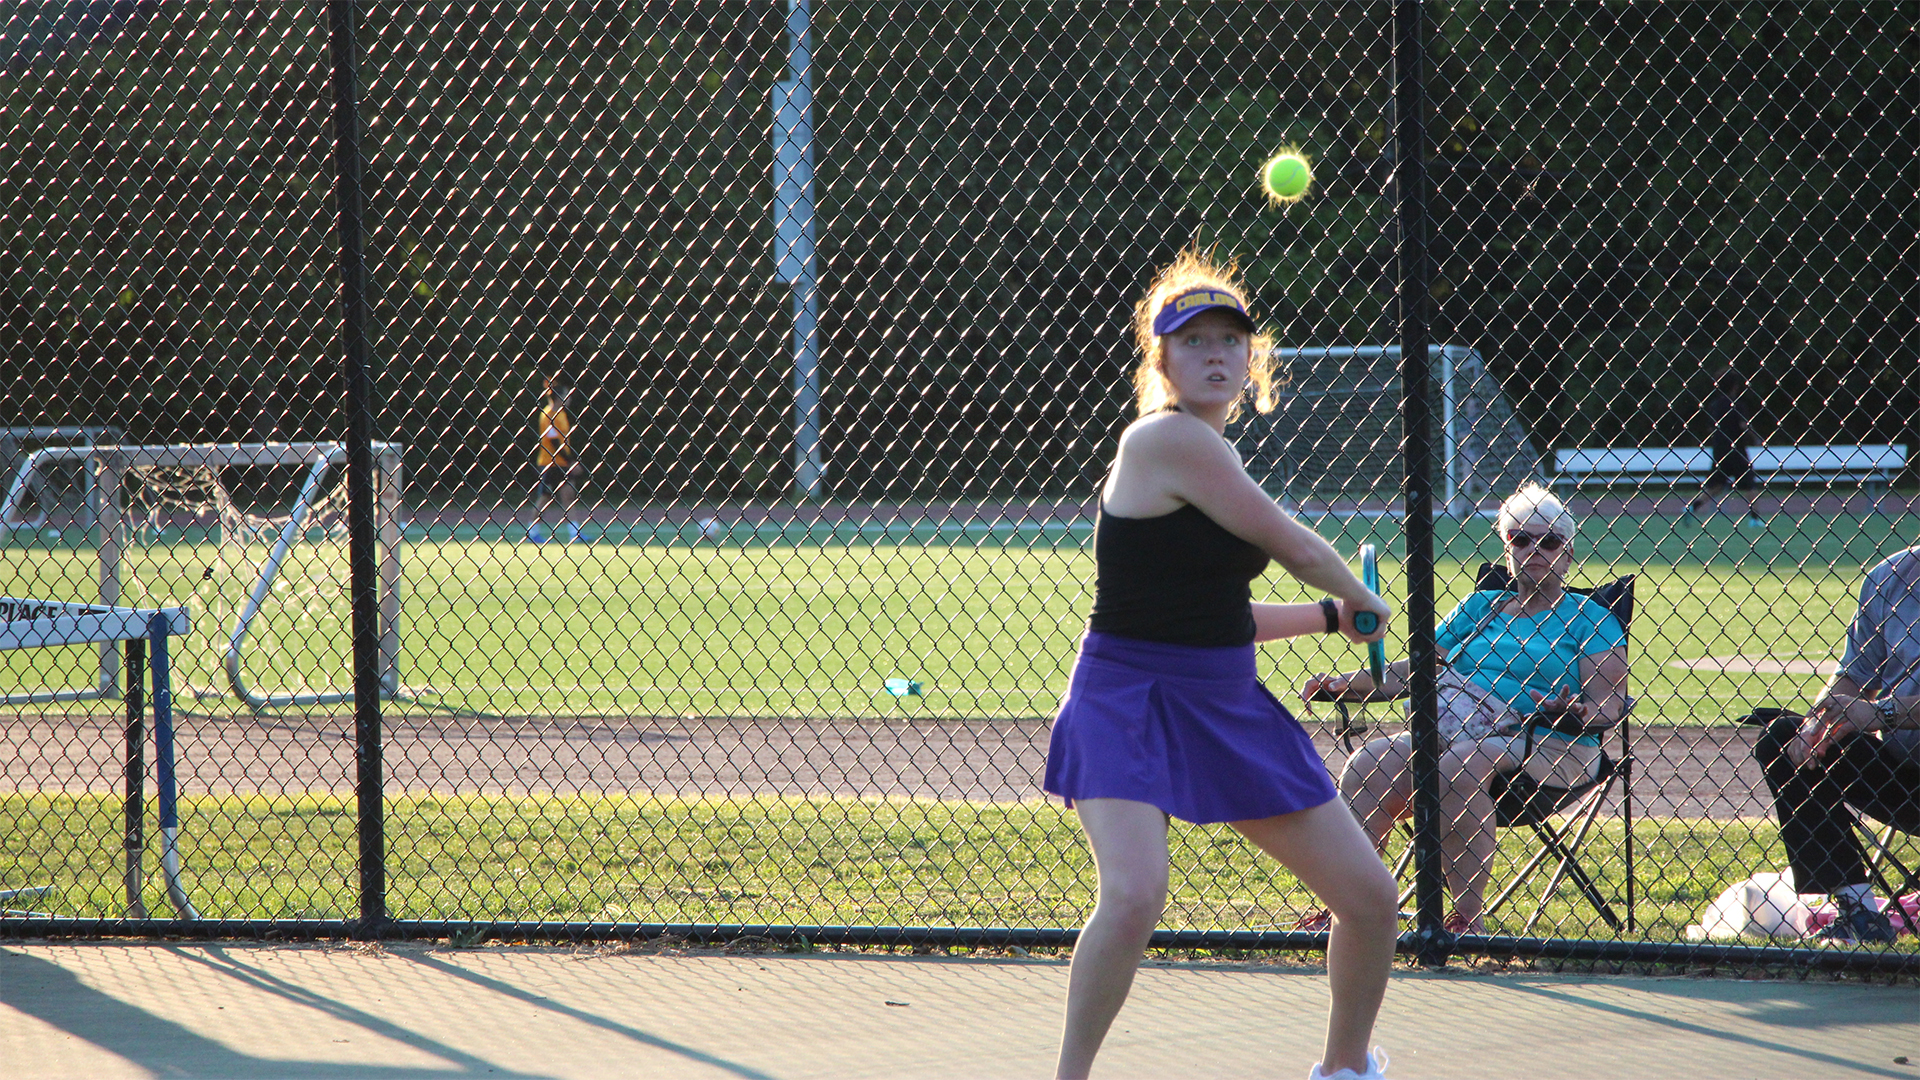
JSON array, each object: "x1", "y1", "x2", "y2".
[{"x1": 771, "y1": 0, "x2": 823, "y2": 499}]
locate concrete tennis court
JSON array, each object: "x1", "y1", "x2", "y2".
[{"x1": 3, "y1": 941, "x2": 1915, "y2": 1079}]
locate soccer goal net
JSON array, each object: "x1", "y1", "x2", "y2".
[
  {"x1": 1, "y1": 442, "x2": 403, "y2": 708},
  {"x1": 1235, "y1": 345, "x2": 1539, "y2": 517}
]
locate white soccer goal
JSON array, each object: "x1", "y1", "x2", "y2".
[
  {"x1": 1239, "y1": 345, "x2": 1540, "y2": 518},
  {"x1": 1, "y1": 442, "x2": 403, "y2": 708}
]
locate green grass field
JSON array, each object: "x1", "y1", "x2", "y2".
[
  {"x1": 5, "y1": 507, "x2": 1917, "y2": 938},
  {"x1": 11, "y1": 789, "x2": 1913, "y2": 941},
  {"x1": 6, "y1": 508, "x2": 1916, "y2": 721}
]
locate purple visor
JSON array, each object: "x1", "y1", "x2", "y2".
[{"x1": 1151, "y1": 288, "x2": 1256, "y2": 336}]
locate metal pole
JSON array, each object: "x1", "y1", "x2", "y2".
[
  {"x1": 122, "y1": 638, "x2": 146, "y2": 919},
  {"x1": 378, "y1": 448, "x2": 403, "y2": 696},
  {"x1": 1439, "y1": 347, "x2": 1457, "y2": 516},
  {"x1": 149, "y1": 612, "x2": 198, "y2": 920},
  {"x1": 1393, "y1": 0, "x2": 1447, "y2": 968},
  {"x1": 330, "y1": 0, "x2": 385, "y2": 939},
  {"x1": 97, "y1": 449, "x2": 122, "y2": 696},
  {"x1": 1622, "y1": 712, "x2": 1635, "y2": 931},
  {"x1": 773, "y1": 0, "x2": 823, "y2": 498},
  {"x1": 791, "y1": 281, "x2": 822, "y2": 498}
]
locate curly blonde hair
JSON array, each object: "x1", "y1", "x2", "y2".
[{"x1": 1130, "y1": 248, "x2": 1278, "y2": 421}]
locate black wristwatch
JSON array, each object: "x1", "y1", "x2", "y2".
[{"x1": 1319, "y1": 598, "x2": 1340, "y2": 634}]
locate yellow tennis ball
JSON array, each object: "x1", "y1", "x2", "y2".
[{"x1": 1261, "y1": 151, "x2": 1312, "y2": 204}]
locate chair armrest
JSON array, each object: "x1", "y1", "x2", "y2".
[
  {"x1": 1306, "y1": 686, "x2": 1397, "y2": 705},
  {"x1": 1512, "y1": 706, "x2": 1619, "y2": 738}
]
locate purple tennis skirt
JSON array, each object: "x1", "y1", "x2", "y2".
[{"x1": 1043, "y1": 631, "x2": 1338, "y2": 824}]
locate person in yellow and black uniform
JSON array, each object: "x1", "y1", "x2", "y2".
[{"x1": 529, "y1": 378, "x2": 585, "y2": 543}]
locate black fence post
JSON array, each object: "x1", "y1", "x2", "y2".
[
  {"x1": 1393, "y1": 0, "x2": 1448, "y2": 968},
  {"x1": 122, "y1": 639, "x2": 146, "y2": 920},
  {"x1": 330, "y1": 0, "x2": 385, "y2": 940}
]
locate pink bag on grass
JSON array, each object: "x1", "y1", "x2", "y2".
[{"x1": 1803, "y1": 892, "x2": 1920, "y2": 937}]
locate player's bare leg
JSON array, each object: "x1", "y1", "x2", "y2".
[
  {"x1": 1056, "y1": 798, "x2": 1168, "y2": 1080},
  {"x1": 1235, "y1": 799, "x2": 1398, "y2": 1079}
]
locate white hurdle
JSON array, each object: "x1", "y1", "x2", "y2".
[{"x1": 1, "y1": 598, "x2": 198, "y2": 920}]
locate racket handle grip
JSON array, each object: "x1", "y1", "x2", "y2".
[{"x1": 1352, "y1": 611, "x2": 1379, "y2": 635}]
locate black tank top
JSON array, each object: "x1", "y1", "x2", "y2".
[{"x1": 1087, "y1": 502, "x2": 1270, "y2": 646}]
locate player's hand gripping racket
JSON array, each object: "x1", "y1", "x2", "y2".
[{"x1": 1356, "y1": 544, "x2": 1386, "y2": 687}]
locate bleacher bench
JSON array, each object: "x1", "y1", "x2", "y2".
[{"x1": 1553, "y1": 444, "x2": 1908, "y2": 496}]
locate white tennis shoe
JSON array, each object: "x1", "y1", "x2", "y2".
[{"x1": 1309, "y1": 1047, "x2": 1388, "y2": 1080}]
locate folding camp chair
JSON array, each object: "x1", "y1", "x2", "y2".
[
  {"x1": 1327, "y1": 562, "x2": 1638, "y2": 933},
  {"x1": 1863, "y1": 820, "x2": 1920, "y2": 903},
  {"x1": 1740, "y1": 707, "x2": 1920, "y2": 905}
]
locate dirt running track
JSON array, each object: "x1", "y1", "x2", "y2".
[{"x1": 3, "y1": 710, "x2": 1775, "y2": 819}]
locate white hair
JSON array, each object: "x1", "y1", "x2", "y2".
[{"x1": 1498, "y1": 482, "x2": 1576, "y2": 541}]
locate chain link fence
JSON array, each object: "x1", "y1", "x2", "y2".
[{"x1": 3, "y1": 2, "x2": 1915, "y2": 968}]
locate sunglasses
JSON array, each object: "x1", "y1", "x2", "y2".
[{"x1": 1505, "y1": 530, "x2": 1567, "y2": 552}]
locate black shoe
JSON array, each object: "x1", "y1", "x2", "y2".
[{"x1": 1814, "y1": 896, "x2": 1898, "y2": 944}]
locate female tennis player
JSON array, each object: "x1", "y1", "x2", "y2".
[{"x1": 1044, "y1": 249, "x2": 1398, "y2": 1080}]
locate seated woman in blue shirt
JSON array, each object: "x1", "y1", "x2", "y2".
[{"x1": 1302, "y1": 484, "x2": 1630, "y2": 933}]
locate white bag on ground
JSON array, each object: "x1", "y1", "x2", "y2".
[{"x1": 1686, "y1": 870, "x2": 1814, "y2": 941}]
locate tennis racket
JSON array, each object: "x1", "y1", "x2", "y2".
[{"x1": 1357, "y1": 543, "x2": 1386, "y2": 685}]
